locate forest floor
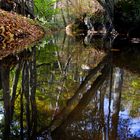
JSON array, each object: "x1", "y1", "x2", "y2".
[{"x1": 0, "y1": 9, "x2": 45, "y2": 59}]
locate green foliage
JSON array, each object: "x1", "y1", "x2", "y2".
[
  {"x1": 34, "y1": 0, "x2": 59, "y2": 21},
  {"x1": 116, "y1": 0, "x2": 140, "y2": 24},
  {"x1": 132, "y1": 78, "x2": 140, "y2": 90}
]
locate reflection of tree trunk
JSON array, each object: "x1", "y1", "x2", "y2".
[
  {"x1": 0, "y1": 64, "x2": 11, "y2": 140},
  {"x1": 92, "y1": 88, "x2": 106, "y2": 140},
  {"x1": 22, "y1": 61, "x2": 31, "y2": 139},
  {"x1": 111, "y1": 95, "x2": 122, "y2": 140},
  {"x1": 51, "y1": 66, "x2": 108, "y2": 132},
  {"x1": 107, "y1": 66, "x2": 113, "y2": 138},
  {"x1": 38, "y1": 55, "x2": 110, "y2": 134},
  {"x1": 20, "y1": 90, "x2": 24, "y2": 140},
  {"x1": 21, "y1": 0, "x2": 25, "y2": 15},
  {"x1": 1, "y1": 0, "x2": 13, "y2": 11},
  {"x1": 97, "y1": 0, "x2": 114, "y2": 24},
  {"x1": 51, "y1": 64, "x2": 110, "y2": 138},
  {"x1": 66, "y1": 0, "x2": 70, "y2": 23},
  {"x1": 110, "y1": 68, "x2": 123, "y2": 140},
  {"x1": 11, "y1": 62, "x2": 22, "y2": 120},
  {"x1": 61, "y1": 8, "x2": 67, "y2": 27},
  {"x1": 30, "y1": 47, "x2": 37, "y2": 139},
  {"x1": 62, "y1": 32, "x2": 66, "y2": 47},
  {"x1": 100, "y1": 89, "x2": 106, "y2": 140},
  {"x1": 52, "y1": 58, "x2": 107, "y2": 124},
  {"x1": 66, "y1": 55, "x2": 110, "y2": 107}
]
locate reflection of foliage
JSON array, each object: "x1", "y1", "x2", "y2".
[
  {"x1": 132, "y1": 79, "x2": 140, "y2": 90},
  {"x1": 35, "y1": 32, "x2": 106, "y2": 130},
  {"x1": 129, "y1": 78, "x2": 140, "y2": 117},
  {"x1": 1, "y1": 27, "x2": 140, "y2": 139},
  {"x1": 37, "y1": 43, "x2": 58, "y2": 64},
  {"x1": 122, "y1": 73, "x2": 140, "y2": 117}
]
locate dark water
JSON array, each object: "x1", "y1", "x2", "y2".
[{"x1": 0, "y1": 31, "x2": 140, "y2": 140}]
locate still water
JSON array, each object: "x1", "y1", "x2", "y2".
[{"x1": 0, "y1": 31, "x2": 140, "y2": 140}]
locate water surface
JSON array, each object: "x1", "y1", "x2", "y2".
[{"x1": 0, "y1": 31, "x2": 140, "y2": 140}]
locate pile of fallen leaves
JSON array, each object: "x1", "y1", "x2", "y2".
[{"x1": 0, "y1": 9, "x2": 45, "y2": 59}]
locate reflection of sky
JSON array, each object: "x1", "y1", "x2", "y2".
[
  {"x1": 131, "y1": 118, "x2": 140, "y2": 136},
  {"x1": 0, "y1": 105, "x2": 4, "y2": 122},
  {"x1": 104, "y1": 97, "x2": 140, "y2": 138},
  {"x1": 104, "y1": 98, "x2": 113, "y2": 116},
  {"x1": 0, "y1": 114, "x2": 3, "y2": 121},
  {"x1": 120, "y1": 110, "x2": 140, "y2": 137}
]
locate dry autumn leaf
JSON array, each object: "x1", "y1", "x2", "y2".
[{"x1": 0, "y1": 9, "x2": 45, "y2": 60}]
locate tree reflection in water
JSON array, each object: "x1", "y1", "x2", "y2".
[
  {"x1": 0, "y1": 48, "x2": 37, "y2": 139},
  {"x1": 0, "y1": 32, "x2": 140, "y2": 140}
]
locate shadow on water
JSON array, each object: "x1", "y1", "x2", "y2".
[{"x1": 0, "y1": 31, "x2": 140, "y2": 140}]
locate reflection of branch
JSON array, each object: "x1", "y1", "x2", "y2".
[
  {"x1": 63, "y1": 55, "x2": 72, "y2": 74},
  {"x1": 61, "y1": 8, "x2": 67, "y2": 27},
  {"x1": 110, "y1": 68, "x2": 123, "y2": 139},
  {"x1": 11, "y1": 62, "x2": 22, "y2": 120},
  {"x1": 38, "y1": 55, "x2": 110, "y2": 134},
  {"x1": 14, "y1": 0, "x2": 34, "y2": 18},
  {"x1": 36, "y1": 63, "x2": 51, "y2": 68},
  {"x1": 66, "y1": 54, "x2": 110, "y2": 106},
  {"x1": 30, "y1": 47, "x2": 37, "y2": 139},
  {"x1": 56, "y1": 51, "x2": 63, "y2": 74},
  {"x1": 52, "y1": 65, "x2": 110, "y2": 135},
  {"x1": 22, "y1": 61, "x2": 31, "y2": 139},
  {"x1": 107, "y1": 66, "x2": 113, "y2": 136},
  {"x1": 20, "y1": 89, "x2": 23, "y2": 140},
  {"x1": 97, "y1": 0, "x2": 114, "y2": 23}
]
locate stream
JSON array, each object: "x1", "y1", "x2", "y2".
[{"x1": 0, "y1": 30, "x2": 140, "y2": 140}]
